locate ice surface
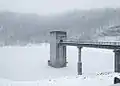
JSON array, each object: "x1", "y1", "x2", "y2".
[
  {"x1": 1, "y1": 73, "x2": 120, "y2": 86},
  {"x1": 0, "y1": 43, "x2": 116, "y2": 86}
]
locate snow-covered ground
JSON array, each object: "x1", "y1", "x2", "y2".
[
  {"x1": 1, "y1": 72, "x2": 120, "y2": 86},
  {"x1": 0, "y1": 43, "x2": 116, "y2": 86}
]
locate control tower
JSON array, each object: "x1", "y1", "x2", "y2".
[{"x1": 48, "y1": 31, "x2": 67, "y2": 68}]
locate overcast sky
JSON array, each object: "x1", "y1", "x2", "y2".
[{"x1": 0, "y1": 0, "x2": 120, "y2": 15}]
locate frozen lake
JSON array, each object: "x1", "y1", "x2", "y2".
[{"x1": 0, "y1": 43, "x2": 114, "y2": 81}]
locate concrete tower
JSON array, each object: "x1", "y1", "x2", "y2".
[{"x1": 48, "y1": 31, "x2": 67, "y2": 68}]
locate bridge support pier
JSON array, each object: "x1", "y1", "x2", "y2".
[
  {"x1": 77, "y1": 46, "x2": 82, "y2": 75},
  {"x1": 114, "y1": 49, "x2": 120, "y2": 73}
]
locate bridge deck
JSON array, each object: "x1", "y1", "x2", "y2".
[{"x1": 59, "y1": 40, "x2": 120, "y2": 49}]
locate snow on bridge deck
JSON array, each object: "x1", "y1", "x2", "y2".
[{"x1": 59, "y1": 40, "x2": 120, "y2": 49}]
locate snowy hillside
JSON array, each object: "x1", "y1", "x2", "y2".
[
  {"x1": 94, "y1": 25, "x2": 120, "y2": 42},
  {"x1": 0, "y1": 8, "x2": 120, "y2": 45}
]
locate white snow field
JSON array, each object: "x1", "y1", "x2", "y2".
[
  {"x1": 0, "y1": 43, "x2": 117, "y2": 86},
  {"x1": 1, "y1": 72, "x2": 120, "y2": 86}
]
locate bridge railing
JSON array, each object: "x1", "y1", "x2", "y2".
[{"x1": 61, "y1": 39, "x2": 120, "y2": 46}]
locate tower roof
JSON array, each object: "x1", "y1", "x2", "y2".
[{"x1": 50, "y1": 31, "x2": 67, "y2": 34}]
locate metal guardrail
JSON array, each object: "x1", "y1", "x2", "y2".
[{"x1": 61, "y1": 40, "x2": 120, "y2": 46}]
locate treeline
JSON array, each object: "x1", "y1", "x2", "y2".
[{"x1": 0, "y1": 8, "x2": 120, "y2": 45}]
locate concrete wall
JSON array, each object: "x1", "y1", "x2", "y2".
[{"x1": 48, "y1": 31, "x2": 67, "y2": 68}]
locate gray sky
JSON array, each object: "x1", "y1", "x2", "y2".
[{"x1": 0, "y1": 0, "x2": 120, "y2": 15}]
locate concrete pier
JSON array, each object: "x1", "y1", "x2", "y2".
[
  {"x1": 77, "y1": 46, "x2": 82, "y2": 75},
  {"x1": 114, "y1": 49, "x2": 120, "y2": 72}
]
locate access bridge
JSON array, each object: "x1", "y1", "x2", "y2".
[{"x1": 48, "y1": 31, "x2": 120, "y2": 75}]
